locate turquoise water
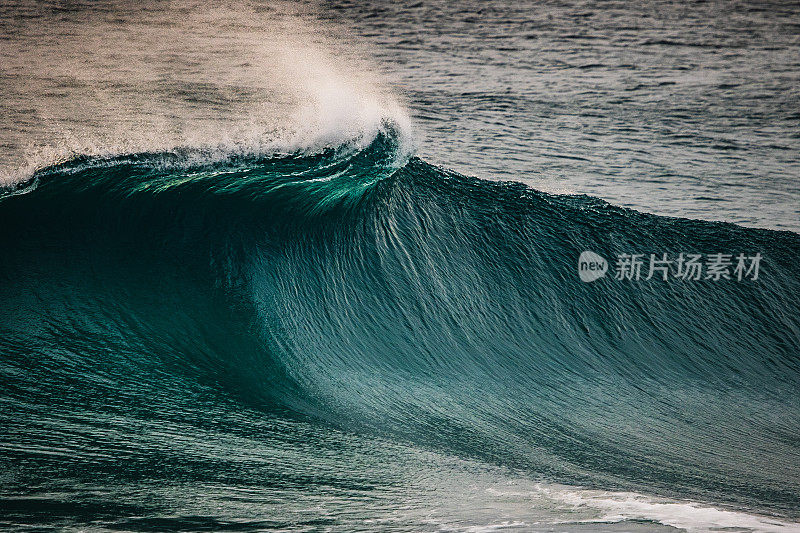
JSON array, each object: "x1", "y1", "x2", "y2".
[
  {"x1": 1, "y1": 131, "x2": 798, "y2": 530},
  {"x1": 1, "y1": 1, "x2": 799, "y2": 531}
]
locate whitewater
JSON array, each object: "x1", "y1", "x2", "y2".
[{"x1": 1, "y1": 1, "x2": 799, "y2": 532}]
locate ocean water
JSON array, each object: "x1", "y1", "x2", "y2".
[{"x1": 1, "y1": 1, "x2": 799, "y2": 532}]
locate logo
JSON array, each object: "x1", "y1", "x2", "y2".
[
  {"x1": 577, "y1": 251, "x2": 761, "y2": 282},
  {"x1": 578, "y1": 251, "x2": 608, "y2": 282}
]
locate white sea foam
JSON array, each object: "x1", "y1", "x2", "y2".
[
  {"x1": 0, "y1": 1, "x2": 413, "y2": 186},
  {"x1": 536, "y1": 485, "x2": 800, "y2": 533}
]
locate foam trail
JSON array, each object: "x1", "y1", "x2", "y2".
[{"x1": 540, "y1": 487, "x2": 799, "y2": 533}]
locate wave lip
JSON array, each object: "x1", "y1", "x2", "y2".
[{"x1": 1, "y1": 46, "x2": 415, "y2": 190}]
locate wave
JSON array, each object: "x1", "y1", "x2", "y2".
[
  {"x1": 0, "y1": 31, "x2": 414, "y2": 189},
  {"x1": 1, "y1": 129, "x2": 799, "y2": 527}
]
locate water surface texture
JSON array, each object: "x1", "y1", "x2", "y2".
[{"x1": 1, "y1": 1, "x2": 799, "y2": 532}]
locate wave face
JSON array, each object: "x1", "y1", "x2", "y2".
[{"x1": 1, "y1": 132, "x2": 799, "y2": 531}]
